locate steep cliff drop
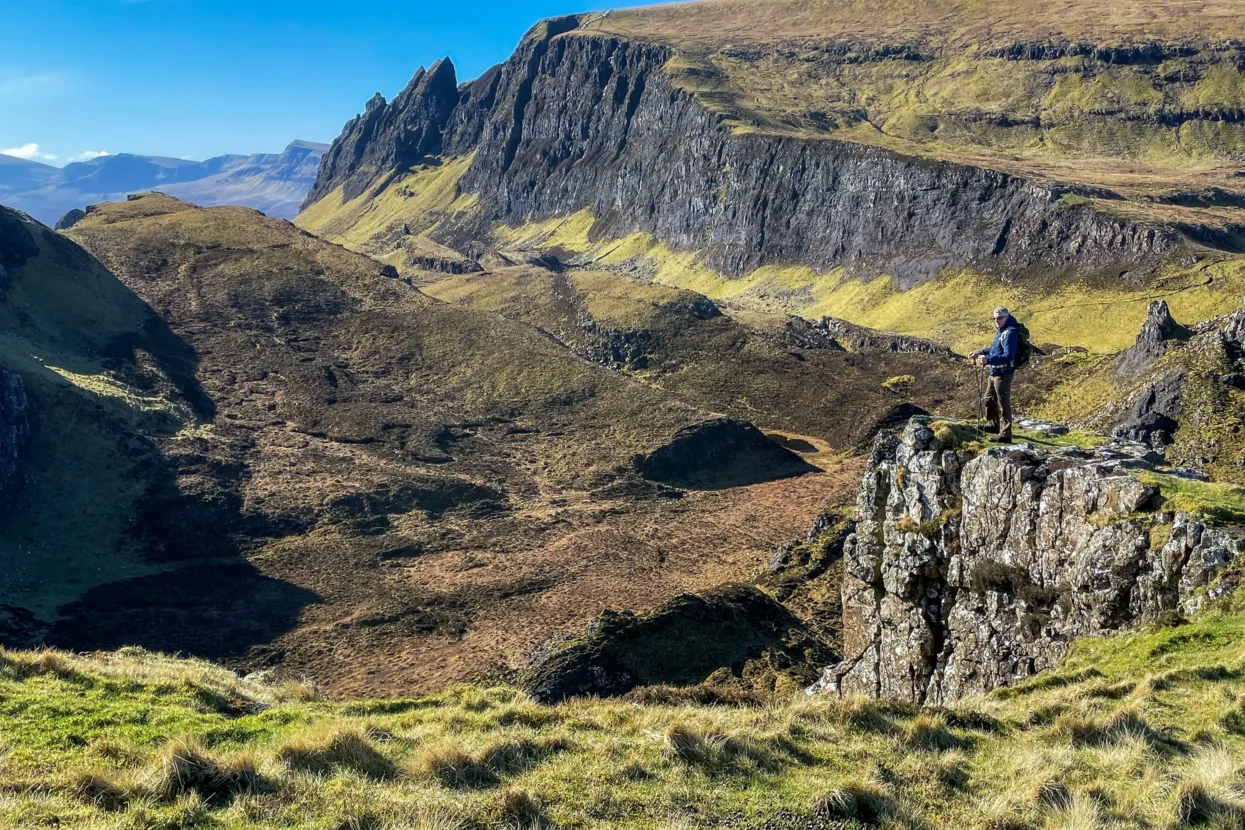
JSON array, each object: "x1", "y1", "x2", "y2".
[
  {"x1": 811, "y1": 416, "x2": 1245, "y2": 704},
  {"x1": 301, "y1": 19, "x2": 1182, "y2": 289}
]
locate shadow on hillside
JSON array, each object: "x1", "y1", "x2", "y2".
[
  {"x1": 6, "y1": 230, "x2": 316, "y2": 658},
  {"x1": 47, "y1": 563, "x2": 318, "y2": 660}
]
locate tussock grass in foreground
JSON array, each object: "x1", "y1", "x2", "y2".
[
  {"x1": 8, "y1": 612, "x2": 1245, "y2": 826},
  {"x1": 275, "y1": 725, "x2": 396, "y2": 779},
  {"x1": 148, "y1": 737, "x2": 268, "y2": 804}
]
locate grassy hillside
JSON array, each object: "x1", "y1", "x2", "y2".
[
  {"x1": 586, "y1": 0, "x2": 1245, "y2": 206},
  {"x1": 0, "y1": 194, "x2": 854, "y2": 698},
  {"x1": 296, "y1": 156, "x2": 479, "y2": 274},
  {"x1": 0, "y1": 205, "x2": 210, "y2": 620},
  {"x1": 423, "y1": 263, "x2": 974, "y2": 448},
  {"x1": 7, "y1": 605, "x2": 1245, "y2": 828},
  {"x1": 489, "y1": 210, "x2": 1245, "y2": 355}
]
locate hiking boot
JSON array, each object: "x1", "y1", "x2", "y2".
[{"x1": 992, "y1": 436, "x2": 1013, "y2": 444}]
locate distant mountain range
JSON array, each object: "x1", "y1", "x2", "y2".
[{"x1": 0, "y1": 140, "x2": 327, "y2": 226}]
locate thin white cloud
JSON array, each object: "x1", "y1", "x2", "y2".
[
  {"x1": 2, "y1": 143, "x2": 57, "y2": 162},
  {"x1": 0, "y1": 71, "x2": 65, "y2": 97},
  {"x1": 69, "y1": 150, "x2": 110, "y2": 162}
]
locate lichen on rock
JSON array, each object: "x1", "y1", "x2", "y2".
[{"x1": 811, "y1": 416, "x2": 1245, "y2": 704}]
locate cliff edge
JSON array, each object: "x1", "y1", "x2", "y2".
[{"x1": 813, "y1": 416, "x2": 1245, "y2": 704}]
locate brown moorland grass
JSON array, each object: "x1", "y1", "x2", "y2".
[{"x1": 3, "y1": 194, "x2": 863, "y2": 700}]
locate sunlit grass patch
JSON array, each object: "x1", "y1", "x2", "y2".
[
  {"x1": 7, "y1": 610, "x2": 1245, "y2": 827},
  {"x1": 1137, "y1": 472, "x2": 1245, "y2": 525}
]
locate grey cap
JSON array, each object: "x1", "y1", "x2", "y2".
[{"x1": 993, "y1": 307, "x2": 1010, "y2": 318}]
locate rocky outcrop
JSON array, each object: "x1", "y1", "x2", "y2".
[
  {"x1": 813, "y1": 317, "x2": 955, "y2": 355},
  {"x1": 1118, "y1": 370, "x2": 1185, "y2": 449},
  {"x1": 54, "y1": 208, "x2": 86, "y2": 231},
  {"x1": 0, "y1": 368, "x2": 29, "y2": 492},
  {"x1": 309, "y1": 21, "x2": 1186, "y2": 287},
  {"x1": 1111, "y1": 297, "x2": 1245, "y2": 467},
  {"x1": 637, "y1": 418, "x2": 815, "y2": 488},
  {"x1": 305, "y1": 58, "x2": 460, "y2": 205},
  {"x1": 811, "y1": 416, "x2": 1245, "y2": 704},
  {"x1": 1115, "y1": 300, "x2": 1191, "y2": 378}
]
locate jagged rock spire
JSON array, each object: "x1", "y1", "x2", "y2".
[
  {"x1": 1114, "y1": 299, "x2": 1191, "y2": 378},
  {"x1": 303, "y1": 57, "x2": 461, "y2": 207}
]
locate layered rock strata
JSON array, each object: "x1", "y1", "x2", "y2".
[{"x1": 307, "y1": 21, "x2": 1183, "y2": 287}]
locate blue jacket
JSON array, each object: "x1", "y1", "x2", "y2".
[{"x1": 976, "y1": 318, "x2": 1019, "y2": 377}]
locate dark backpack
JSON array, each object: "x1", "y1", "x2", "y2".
[{"x1": 1008, "y1": 321, "x2": 1033, "y2": 369}]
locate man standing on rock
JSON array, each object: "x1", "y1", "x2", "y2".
[{"x1": 972, "y1": 307, "x2": 1019, "y2": 444}]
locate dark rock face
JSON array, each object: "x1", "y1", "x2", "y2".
[
  {"x1": 1115, "y1": 300, "x2": 1192, "y2": 378},
  {"x1": 0, "y1": 208, "x2": 39, "y2": 276},
  {"x1": 305, "y1": 58, "x2": 461, "y2": 205},
  {"x1": 54, "y1": 208, "x2": 86, "y2": 231},
  {"x1": 1223, "y1": 301, "x2": 1245, "y2": 350},
  {"x1": 814, "y1": 317, "x2": 954, "y2": 355},
  {"x1": 1117, "y1": 370, "x2": 1186, "y2": 449},
  {"x1": 458, "y1": 33, "x2": 1178, "y2": 286},
  {"x1": 637, "y1": 417, "x2": 814, "y2": 488},
  {"x1": 811, "y1": 417, "x2": 1245, "y2": 704},
  {"x1": 0, "y1": 368, "x2": 29, "y2": 492},
  {"x1": 522, "y1": 583, "x2": 835, "y2": 704},
  {"x1": 310, "y1": 24, "x2": 1184, "y2": 286}
]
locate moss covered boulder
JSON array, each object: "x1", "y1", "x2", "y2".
[{"x1": 521, "y1": 584, "x2": 836, "y2": 704}]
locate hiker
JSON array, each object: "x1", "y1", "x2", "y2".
[{"x1": 971, "y1": 307, "x2": 1020, "y2": 443}]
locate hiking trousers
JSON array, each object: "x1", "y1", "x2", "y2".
[{"x1": 984, "y1": 373, "x2": 1013, "y2": 439}]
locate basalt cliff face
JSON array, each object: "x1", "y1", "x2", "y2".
[
  {"x1": 307, "y1": 60, "x2": 460, "y2": 205},
  {"x1": 812, "y1": 417, "x2": 1245, "y2": 705},
  {"x1": 305, "y1": 19, "x2": 1184, "y2": 287}
]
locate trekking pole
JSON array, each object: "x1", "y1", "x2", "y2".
[{"x1": 974, "y1": 361, "x2": 984, "y2": 434}]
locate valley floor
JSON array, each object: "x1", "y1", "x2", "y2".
[
  {"x1": 5, "y1": 606, "x2": 1245, "y2": 829},
  {"x1": 319, "y1": 460, "x2": 854, "y2": 697}
]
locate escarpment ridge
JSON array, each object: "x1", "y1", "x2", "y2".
[
  {"x1": 301, "y1": 0, "x2": 1245, "y2": 303},
  {"x1": 303, "y1": 18, "x2": 1195, "y2": 288}
]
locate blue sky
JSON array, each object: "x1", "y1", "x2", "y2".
[{"x1": 0, "y1": 0, "x2": 622, "y2": 166}]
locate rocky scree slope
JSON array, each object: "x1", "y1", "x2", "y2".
[
  {"x1": 300, "y1": 11, "x2": 1242, "y2": 291},
  {"x1": 813, "y1": 416, "x2": 1245, "y2": 705}
]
